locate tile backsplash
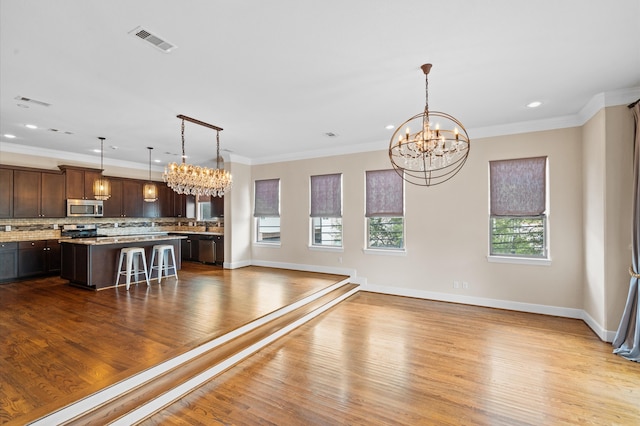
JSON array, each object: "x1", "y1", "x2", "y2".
[{"x1": 0, "y1": 217, "x2": 223, "y2": 242}]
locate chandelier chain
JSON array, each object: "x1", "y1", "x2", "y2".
[
  {"x1": 181, "y1": 119, "x2": 186, "y2": 163},
  {"x1": 216, "y1": 130, "x2": 221, "y2": 169}
]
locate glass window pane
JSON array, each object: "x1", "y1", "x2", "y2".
[
  {"x1": 490, "y1": 216, "x2": 546, "y2": 257},
  {"x1": 312, "y1": 217, "x2": 342, "y2": 247},
  {"x1": 257, "y1": 217, "x2": 280, "y2": 243},
  {"x1": 368, "y1": 217, "x2": 404, "y2": 249}
]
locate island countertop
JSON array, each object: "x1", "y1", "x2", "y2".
[
  {"x1": 60, "y1": 234, "x2": 184, "y2": 290},
  {"x1": 59, "y1": 234, "x2": 187, "y2": 245}
]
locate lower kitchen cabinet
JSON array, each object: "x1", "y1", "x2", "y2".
[
  {"x1": 0, "y1": 242, "x2": 18, "y2": 282},
  {"x1": 181, "y1": 234, "x2": 199, "y2": 261},
  {"x1": 17, "y1": 240, "x2": 61, "y2": 278},
  {"x1": 213, "y1": 235, "x2": 224, "y2": 264}
]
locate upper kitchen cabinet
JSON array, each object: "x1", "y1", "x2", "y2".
[
  {"x1": 104, "y1": 179, "x2": 143, "y2": 217},
  {"x1": 61, "y1": 166, "x2": 103, "y2": 200},
  {"x1": 13, "y1": 169, "x2": 65, "y2": 218},
  {"x1": 0, "y1": 167, "x2": 13, "y2": 218},
  {"x1": 211, "y1": 195, "x2": 224, "y2": 217}
]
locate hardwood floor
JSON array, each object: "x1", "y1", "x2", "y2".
[
  {"x1": 2, "y1": 265, "x2": 640, "y2": 425},
  {"x1": 141, "y1": 292, "x2": 640, "y2": 426},
  {"x1": 0, "y1": 263, "x2": 346, "y2": 425}
]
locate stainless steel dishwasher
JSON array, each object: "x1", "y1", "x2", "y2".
[{"x1": 198, "y1": 237, "x2": 216, "y2": 264}]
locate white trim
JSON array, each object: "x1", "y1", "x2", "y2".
[
  {"x1": 360, "y1": 281, "x2": 618, "y2": 341},
  {"x1": 581, "y1": 310, "x2": 617, "y2": 343},
  {"x1": 31, "y1": 278, "x2": 353, "y2": 425},
  {"x1": 223, "y1": 259, "x2": 251, "y2": 269},
  {"x1": 110, "y1": 284, "x2": 359, "y2": 426},
  {"x1": 363, "y1": 248, "x2": 407, "y2": 256},
  {"x1": 308, "y1": 245, "x2": 344, "y2": 252},
  {"x1": 251, "y1": 259, "x2": 356, "y2": 279},
  {"x1": 487, "y1": 255, "x2": 551, "y2": 266},
  {"x1": 362, "y1": 282, "x2": 583, "y2": 319},
  {"x1": 253, "y1": 242, "x2": 281, "y2": 248}
]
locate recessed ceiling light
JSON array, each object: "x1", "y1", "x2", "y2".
[
  {"x1": 526, "y1": 101, "x2": 542, "y2": 108},
  {"x1": 25, "y1": 124, "x2": 38, "y2": 129},
  {"x1": 154, "y1": 159, "x2": 161, "y2": 163},
  {"x1": 92, "y1": 149, "x2": 101, "y2": 153},
  {"x1": 4, "y1": 134, "x2": 16, "y2": 139},
  {"x1": 385, "y1": 124, "x2": 395, "y2": 130}
]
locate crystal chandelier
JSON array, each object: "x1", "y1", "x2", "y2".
[
  {"x1": 143, "y1": 147, "x2": 158, "y2": 202},
  {"x1": 93, "y1": 136, "x2": 111, "y2": 200},
  {"x1": 163, "y1": 114, "x2": 232, "y2": 197},
  {"x1": 389, "y1": 64, "x2": 470, "y2": 186}
]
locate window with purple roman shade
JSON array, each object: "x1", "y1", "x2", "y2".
[
  {"x1": 254, "y1": 178, "x2": 280, "y2": 217},
  {"x1": 310, "y1": 173, "x2": 342, "y2": 218},
  {"x1": 365, "y1": 169, "x2": 404, "y2": 217},
  {"x1": 490, "y1": 157, "x2": 546, "y2": 217}
]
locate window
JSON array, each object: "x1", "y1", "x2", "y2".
[
  {"x1": 489, "y1": 157, "x2": 547, "y2": 258},
  {"x1": 254, "y1": 178, "x2": 280, "y2": 243},
  {"x1": 365, "y1": 169, "x2": 404, "y2": 250},
  {"x1": 310, "y1": 174, "x2": 342, "y2": 247}
]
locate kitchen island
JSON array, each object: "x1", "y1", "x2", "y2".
[{"x1": 60, "y1": 234, "x2": 186, "y2": 290}]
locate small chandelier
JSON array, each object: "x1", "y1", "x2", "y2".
[
  {"x1": 93, "y1": 136, "x2": 111, "y2": 200},
  {"x1": 163, "y1": 114, "x2": 232, "y2": 197},
  {"x1": 143, "y1": 147, "x2": 158, "y2": 202},
  {"x1": 389, "y1": 64, "x2": 470, "y2": 186}
]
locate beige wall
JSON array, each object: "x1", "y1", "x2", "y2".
[
  {"x1": 249, "y1": 126, "x2": 586, "y2": 314},
  {"x1": 582, "y1": 109, "x2": 607, "y2": 327},
  {"x1": 603, "y1": 106, "x2": 634, "y2": 331}
]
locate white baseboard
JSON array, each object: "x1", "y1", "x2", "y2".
[
  {"x1": 240, "y1": 261, "x2": 617, "y2": 342},
  {"x1": 251, "y1": 259, "x2": 356, "y2": 279}
]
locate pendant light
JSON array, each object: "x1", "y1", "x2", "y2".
[
  {"x1": 389, "y1": 63, "x2": 470, "y2": 186},
  {"x1": 143, "y1": 147, "x2": 158, "y2": 202},
  {"x1": 93, "y1": 136, "x2": 111, "y2": 200}
]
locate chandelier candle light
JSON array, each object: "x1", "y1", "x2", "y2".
[
  {"x1": 163, "y1": 114, "x2": 232, "y2": 197},
  {"x1": 93, "y1": 136, "x2": 111, "y2": 200},
  {"x1": 389, "y1": 64, "x2": 470, "y2": 186}
]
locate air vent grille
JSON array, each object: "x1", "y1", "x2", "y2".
[
  {"x1": 129, "y1": 26, "x2": 176, "y2": 53},
  {"x1": 14, "y1": 96, "x2": 51, "y2": 107}
]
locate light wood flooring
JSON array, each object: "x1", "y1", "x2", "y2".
[{"x1": 2, "y1": 264, "x2": 640, "y2": 425}]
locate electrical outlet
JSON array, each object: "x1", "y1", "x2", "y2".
[
  {"x1": 453, "y1": 281, "x2": 460, "y2": 289},
  {"x1": 4, "y1": 225, "x2": 10, "y2": 232},
  {"x1": 114, "y1": 223, "x2": 119, "y2": 228},
  {"x1": 53, "y1": 224, "x2": 58, "y2": 230},
  {"x1": 463, "y1": 281, "x2": 469, "y2": 289},
  {"x1": 338, "y1": 256, "x2": 343, "y2": 264}
]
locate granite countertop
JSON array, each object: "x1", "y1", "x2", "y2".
[
  {"x1": 170, "y1": 231, "x2": 224, "y2": 236},
  {"x1": 59, "y1": 234, "x2": 187, "y2": 246}
]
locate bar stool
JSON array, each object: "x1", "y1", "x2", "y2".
[
  {"x1": 115, "y1": 247, "x2": 150, "y2": 290},
  {"x1": 149, "y1": 244, "x2": 178, "y2": 283}
]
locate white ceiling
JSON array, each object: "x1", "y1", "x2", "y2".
[{"x1": 1, "y1": 0, "x2": 639, "y2": 171}]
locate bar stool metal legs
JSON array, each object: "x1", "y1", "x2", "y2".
[
  {"x1": 115, "y1": 247, "x2": 150, "y2": 290},
  {"x1": 149, "y1": 244, "x2": 178, "y2": 283}
]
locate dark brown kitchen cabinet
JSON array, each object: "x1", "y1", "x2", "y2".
[
  {"x1": 63, "y1": 166, "x2": 103, "y2": 200},
  {"x1": 104, "y1": 179, "x2": 143, "y2": 217},
  {"x1": 157, "y1": 184, "x2": 173, "y2": 217},
  {"x1": 0, "y1": 242, "x2": 18, "y2": 282},
  {"x1": 211, "y1": 196, "x2": 224, "y2": 217},
  {"x1": 103, "y1": 178, "x2": 123, "y2": 217},
  {"x1": 17, "y1": 240, "x2": 61, "y2": 277},
  {"x1": 0, "y1": 168, "x2": 13, "y2": 218},
  {"x1": 213, "y1": 234, "x2": 224, "y2": 264},
  {"x1": 13, "y1": 169, "x2": 65, "y2": 218}
]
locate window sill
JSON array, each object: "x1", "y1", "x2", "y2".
[
  {"x1": 363, "y1": 248, "x2": 407, "y2": 256},
  {"x1": 253, "y1": 242, "x2": 281, "y2": 248},
  {"x1": 487, "y1": 255, "x2": 551, "y2": 266},
  {"x1": 308, "y1": 245, "x2": 344, "y2": 252}
]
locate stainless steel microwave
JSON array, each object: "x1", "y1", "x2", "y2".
[{"x1": 67, "y1": 199, "x2": 104, "y2": 217}]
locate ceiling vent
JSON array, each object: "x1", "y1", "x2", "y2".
[
  {"x1": 14, "y1": 96, "x2": 51, "y2": 107},
  {"x1": 128, "y1": 26, "x2": 176, "y2": 53}
]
